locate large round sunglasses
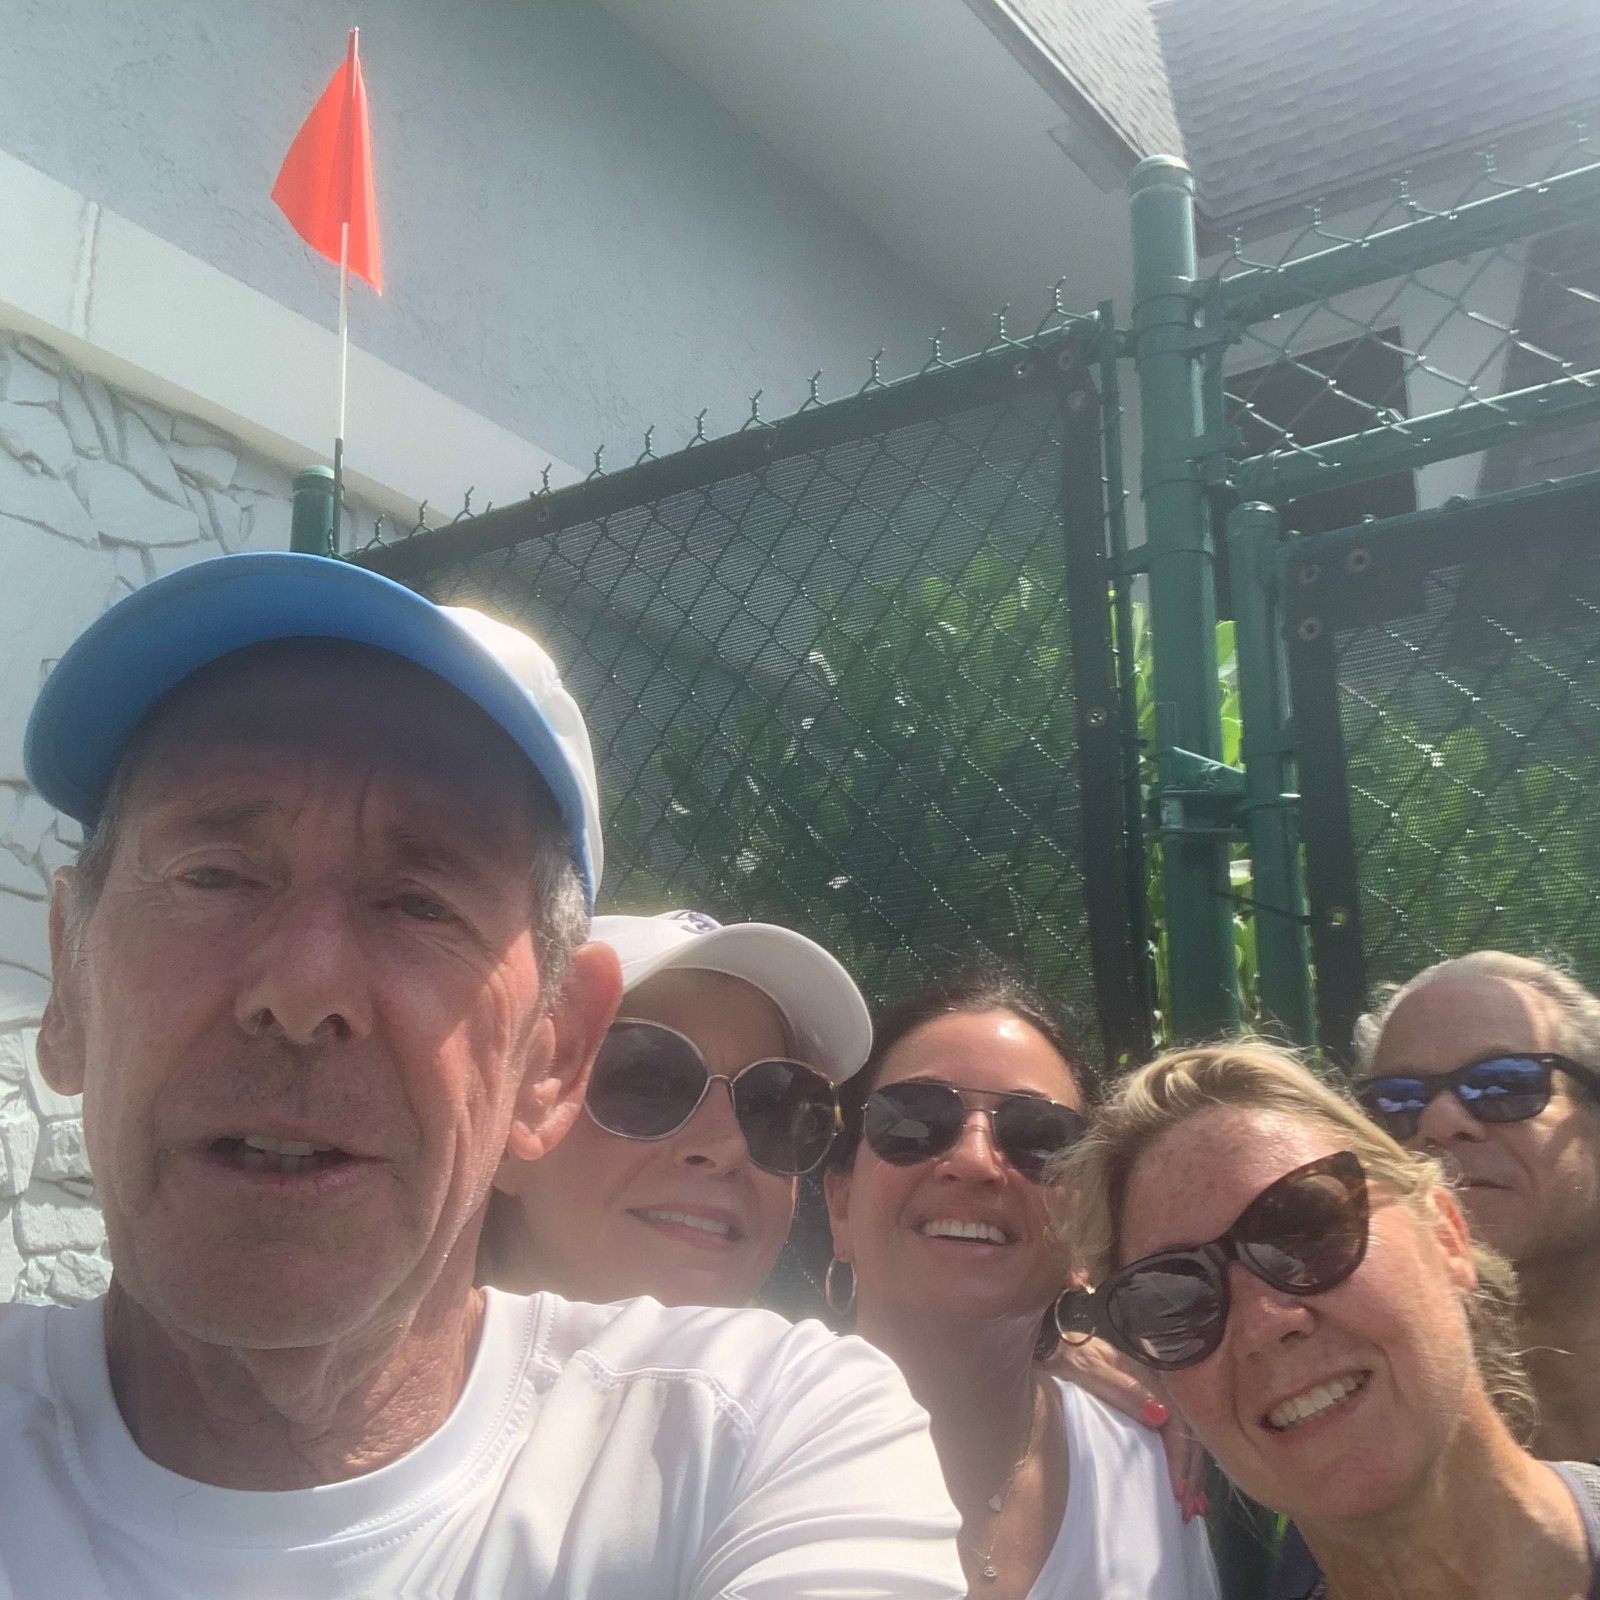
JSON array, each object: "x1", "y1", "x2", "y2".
[
  {"x1": 862, "y1": 1079, "x2": 1088, "y2": 1182},
  {"x1": 585, "y1": 1018, "x2": 840, "y2": 1177},
  {"x1": 1071, "y1": 1151, "x2": 1369, "y2": 1371},
  {"x1": 1356, "y1": 1052, "x2": 1600, "y2": 1142}
]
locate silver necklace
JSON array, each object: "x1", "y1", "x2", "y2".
[{"x1": 957, "y1": 1381, "x2": 1046, "y2": 1584}]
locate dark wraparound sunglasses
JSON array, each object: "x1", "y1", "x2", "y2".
[
  {"x1": 584, "y1": 1018, "x2": 840, "y2": 1177},
  {"x1": 1356, "y1": 1053, "x2": 1600, "y2": 1142},
  {"x1": 862, "y1": 1079, "x2": 1088, "y2": 1182},
  {"x1": 1073, "y1": 1151, "x2": 1369, "y2": 1371}
]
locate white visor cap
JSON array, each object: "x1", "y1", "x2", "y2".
[{"x1": 591, "y1": 910, "x2": 872, "y2": 1083}]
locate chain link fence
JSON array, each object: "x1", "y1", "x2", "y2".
[
  {"x1": 1192, "y1": 134, "x2": 1600, "y2": 1053},
  {"x1": 354, "y1": 312, "x2": 1150, "y2": 1064}
]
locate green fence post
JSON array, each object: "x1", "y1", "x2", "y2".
[
  {"x1": 1129, "y1": 156, "x2": 1239, "y2": 1038},
  {"x1": 1228, "y1": 501, "x2": 1316, "y2": 1044},
  {"x1": 290, "y1": 465, "x2": 337, "y2": 556}
]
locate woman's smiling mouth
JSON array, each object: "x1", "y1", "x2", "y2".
[
  {"x1": 628, "y1": 1207, "x2": 745, "y2": 1245},
  {"x1": 1263, "y1": 1370, "x2": 1371, "y2": 1432}
]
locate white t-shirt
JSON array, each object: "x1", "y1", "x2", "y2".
[
  {"x1": 0, "y1": 1288, "x2": 965, "y2": 1600},
  {"x1": 1028, "y1": 1379, "x2": 1220, "y2": 1600}
]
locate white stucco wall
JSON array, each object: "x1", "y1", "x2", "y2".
[
  {"x1": 0, "y1": 330, "x2": 381, "y2": 1304},
  {"x1": 0, "y1": 0, "x2": 983, "y2": 472}
]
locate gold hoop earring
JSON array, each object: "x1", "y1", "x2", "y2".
[
  {"x1": 824, "y1": 1257, "x2": 856, "y2": 1316},
  {"x1": 1053, "y1": 1285, "x2": 1095, "y2": 1347}
]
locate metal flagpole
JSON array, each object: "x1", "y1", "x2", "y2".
[{"x1": 332, "y1": 217, "x2": 349, "y2": 554}]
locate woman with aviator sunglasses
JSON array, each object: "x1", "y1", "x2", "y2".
[
  {"x1": 1059, "y1": 1040, "x2": 1600, "y2": 1600},
  {"x1": 824, "y1": 970, "x2": 1218, "y2": 1598},
  {"x1": 481, "y1": 909, "x2": 869, "y2": 1308}
]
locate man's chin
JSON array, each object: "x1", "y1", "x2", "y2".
[
  {"x1": 1455, "y1": 1187, "x2": 1525, "y2": 1252},
  {"x1": 122, "y1": 1253, "x2": 413, "y2": 1351}
]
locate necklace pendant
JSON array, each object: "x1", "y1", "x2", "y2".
[
  {"x1": 986, "y1": 1494, "x2": 1003, "y2": 1513},
  {"x1": 982, "y1": 1563, "x2": 998, "y2": 1581}
]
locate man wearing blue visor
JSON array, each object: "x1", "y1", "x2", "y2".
[{"x1": 0, "y1": 552, "x2": 963, "y2": 1599}]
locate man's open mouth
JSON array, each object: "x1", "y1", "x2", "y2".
[{"x1": 212, "y1": 1134, "x2": 354, "y2": 1176}]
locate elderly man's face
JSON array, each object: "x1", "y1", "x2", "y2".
[
  {"x1": 38, "y1": 646, "x2": 607, "y2": 1349},
  {"x1": 1367, "y1": 975, "x2": 1600, "y2": 1269}
]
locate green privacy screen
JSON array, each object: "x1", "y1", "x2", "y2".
[{"x1": 1286, "y1": 473, "x2": 1600, "y2": 1056}]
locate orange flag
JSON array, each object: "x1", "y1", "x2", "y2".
[{"x1": 272, "y1": 29, "x2": 383, "y2": 294}]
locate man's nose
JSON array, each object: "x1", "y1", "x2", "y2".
[
  {"x1": 233, "y1": 886, "x2": 375, "y2": 1045},
  {"x1": 1416, "y1": 1086, "x2": 1490, "y2": 1148},
  {"x1": 675, "y1": 1080, "x2": 751, "y2": 1174}
]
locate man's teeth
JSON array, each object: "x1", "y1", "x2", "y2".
[
  {"x1": 1267, "y1": 1372, "x2": 1368, "y2": 1431},
  {"x1": 919, "y1": 1219, "x2": 1009, "y2": 1244},
  {"x1": 228, "y1": 1133, "x2": 343, "y2": 1175},
  {"x1": 638, "y1": 1209, "x2": 735, "y2": 1239},
  {"x1": 242, "y1": 1134, "x2": 336, "y2": 1157}
]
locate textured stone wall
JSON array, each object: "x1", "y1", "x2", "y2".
[{"x1": 0, "y1": 330, "x2": 373, "y2": 1304}]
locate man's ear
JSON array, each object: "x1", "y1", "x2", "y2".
[
  {"x1": 823, "y1": 1164, "x2": 853, "y2": 1264},
  {"x1": 505, "y1": 939, "x2": 622, "y2": 1163},
  {"x1": 36, "y1": 870, "x2": 87, "y2": 1097}
]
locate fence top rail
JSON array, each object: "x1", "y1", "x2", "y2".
[
  {"x1": 1232, "y1": 369, "x2": 1600, "y2": 502},
  {"x1": 1206, "y1": 156, "x2": 1600, "y2": 330},
  {"x1": 351, "y1": 310, "x2": 1103, "y2": 581},
  {"x1": 1274, "y1": 464, "x2": 1600, "y2": 563}
]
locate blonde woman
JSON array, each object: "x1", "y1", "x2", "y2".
[{"x1": 1058, "y1": 1041, "x2": 1600, "y2": 1600}]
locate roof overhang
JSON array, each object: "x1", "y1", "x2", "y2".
[{"x1": 595, "y1": 0, "x2": 1145, "y2": 329}]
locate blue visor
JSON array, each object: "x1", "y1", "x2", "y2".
[{"x1": 23, "y1": 552, "x2": 598, "y2": 907}]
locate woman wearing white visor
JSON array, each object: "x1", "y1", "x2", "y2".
[
  {"x1": 482, "y1": 909, "x2": 871, "y2": 1308},
  {"x1": 482, "y1": 911, "x2": 1203, "y2": 1501}
]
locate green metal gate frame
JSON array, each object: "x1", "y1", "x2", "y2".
[
  {"x1": 1128, "y1": 151, "x2": 1600, "y2": 1046},
  {"x1": 1282, "y1": 470, "x2": 1600, "y2": 1055}
]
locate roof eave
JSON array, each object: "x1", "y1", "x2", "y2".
[{"x1": 962, "y1": 0, "x2": 1161, "y2": 184}]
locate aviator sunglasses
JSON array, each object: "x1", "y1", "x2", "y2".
[
  {"x1": 1075, "y1": 1151, "x2": 1369, "y2": 1371},
  {"x1": 1356, "y1": 1052, "x2": 1600, "y2": 1142},
  {"x1": 862, "y1": 1080, "x2": 1088, "y2": 1182},
  {"x1": 585, "y1": 1017, "x2": 840, "y2": 1177}
]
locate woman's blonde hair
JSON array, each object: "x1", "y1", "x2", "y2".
[{"x1": 1054, "y1": 1038, "x2": 1536, "y2": 1440}]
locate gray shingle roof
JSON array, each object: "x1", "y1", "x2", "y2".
[
  {"x1": 1154, "y1": 0, "x2": 1600, "y2": 229},
  {"x1": 978, "y1": 0, "x2": 1184, "y2": 160}
]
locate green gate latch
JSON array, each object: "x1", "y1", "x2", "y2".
[
  {"x1": 1154, "y1": 745, "x2": 1247, "y2": 837},
  {"x1": 1153, "y1": 745, "x2": 1301, "y2": 838}
]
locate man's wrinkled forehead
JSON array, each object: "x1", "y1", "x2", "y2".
[
  {"x1": 1373, "y1": 974, "x2": 1570, "y2": 1077},
  {"x1": 119, "y1": 638, "x2": 547, "y2": 826}
]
